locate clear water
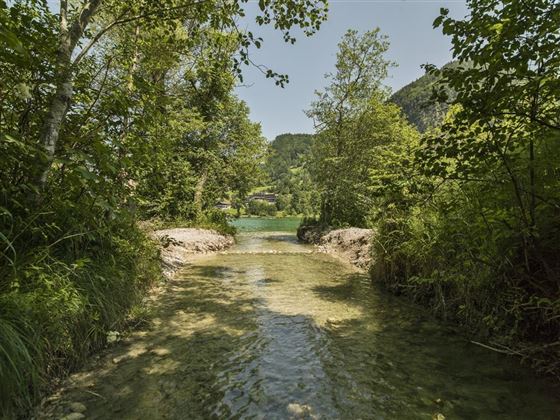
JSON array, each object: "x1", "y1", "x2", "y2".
[
  {"x1": 52, "y1": 218, "x2": 560, "y2": 419},
  {"x1": 230, "y1": 216, "x2": 302, "y2": 233}
]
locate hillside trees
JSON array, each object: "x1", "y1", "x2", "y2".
[
  {"x1": 389, "y1": 61, "x2": 461, "y2": 132},
  {"x1": 265, "y1": 133, "x2": 319, "y2": 216}
]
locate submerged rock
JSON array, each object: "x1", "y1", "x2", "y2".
[
  {"x1": 68, "y1": 402, "x2": 86, "y2": 413},
  {"x1": 287, "y1": 403, "x2": 316, "y2": 419}
]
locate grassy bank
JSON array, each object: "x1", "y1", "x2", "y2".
[
  {"x1": 0, "y1": 203, "x2": 240, "y2": 418},
  {"x1": 0, "y1": 212, "x2": 162, "y2": 418},
  {"x1": 369, "y1": 201, "x2": 560, "y2": 379}
]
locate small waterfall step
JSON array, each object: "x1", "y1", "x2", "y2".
[{"x1": 217, "y1": 250, "x2": 321, "y2": 255}]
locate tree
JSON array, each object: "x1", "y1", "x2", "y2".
[
  {"x1": 424, "y1": 0, "x2": 560, "y2": 285},
  {"x1": 0, "y1": 1, "x2": 328, "y2": 414},
  {"x1": 307, "y1": 29, "x2": 411, "y2": 226},
  {"x1": 430, "y1": 0, "x2": 560, "y2": 132},
  {"x1": 370, "y1": 0, "x2": 560, "y2": 376},
  {"x1": 29, "y1": 0, "x2": 328, "y2": 191}
]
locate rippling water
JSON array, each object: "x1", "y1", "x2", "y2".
[{"x1": 53, "y1": 218, "x2": 560, "y2": 419}]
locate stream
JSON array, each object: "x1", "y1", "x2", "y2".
[{"x1": 45, "y1": 218, "x2": 560, "y2": 419}]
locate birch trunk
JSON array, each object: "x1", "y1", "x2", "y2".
[{"x1": 35, "y1": 0, "x2": 103, "y2": 190}]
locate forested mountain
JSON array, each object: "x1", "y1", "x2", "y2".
[
  {"x1": 390, "y1": 62, "x2": 458, "y2": 132},
  {"x1": 267, "y1": 133, "x2": 313, "y2": 179},
  {"x1": 264, "y1": 133, "x2": 319, "y2": 216}
]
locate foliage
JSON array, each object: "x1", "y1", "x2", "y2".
[
  {"x1": 246, "y1": 199, "x2": 277, "y2": 217},
  {"x1": 428, "y1": 0, "x2": 560, "y2": 132},
  {"x1": 0, "y1": 0, "x2": 327, "y2": 415},
  {"x1": 371, "y1": 0, "x2": 560, "y2": 377},
  {"x1": 307, "y1": 28, "x2": 418, "y2": 227},
  {"x1": 264, "y1": 133, "x2": 319, "y2": 216},
  {"x1": 266, "y1": 133, "x2": 314, "y2": 179}
]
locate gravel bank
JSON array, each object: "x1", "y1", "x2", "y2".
[
  {"x1": 151, "y1": 228, "x2": 234, "y2": 277},
  {"x1": 298, "y1": 225, "x2": 374, "y2": 270}
]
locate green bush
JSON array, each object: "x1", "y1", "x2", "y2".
[{"x1": 371, "y1": 178, "x2": 560, "y2": 377}]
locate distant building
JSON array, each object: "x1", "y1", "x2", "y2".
[
  {"x1": 215, "y1": 202, "x2": 231, "y2": 209},
  {"x1": 247, "y1": 193, "x2": 277, "y2": 203}
]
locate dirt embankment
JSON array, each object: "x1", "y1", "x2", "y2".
[
  {"x1": 298, "y1": 225, "x2": 374, "y2": 270},
  {"x1": 151, "y1": 228, "x2": 234, "y2": 277}
]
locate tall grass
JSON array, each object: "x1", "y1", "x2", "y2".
[
  {"x1": 0, "y1": 208, "x2": 161, "y2": 417},
  {"x1": 370, "y1": 185, "x2": 560, "y2": 378}
]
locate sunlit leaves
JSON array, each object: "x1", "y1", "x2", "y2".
[
  {"x1": 307, "y1": 29, "x2": 417, "y2": 226},
  {"x1": 431, "y1": 0, "x2": 560, "y2": 131}
]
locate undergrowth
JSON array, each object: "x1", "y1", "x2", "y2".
[
  {"x1": 0, "y1": 204, "x2": 161, "y2": 418},
  {"x1": 143, "y1": 209, "x2": 237, "y2": 236},
  {"x1": 371, "y1": 196, "x2": 560, "y2": 380}
]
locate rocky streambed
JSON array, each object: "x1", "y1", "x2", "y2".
[{"x1": 36, "y1": 221, "x2": 560, "y2": 419}]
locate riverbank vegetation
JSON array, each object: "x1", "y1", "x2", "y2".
[
  {"x1": 2, "y1": 0, "x2": 559, "y2": 416},
  {"x1": 304, "y1": 0, "x2": 560, "y2": 377},
  {"x1": 0, "y1": 0, "x2": 327, "y2": 416}
]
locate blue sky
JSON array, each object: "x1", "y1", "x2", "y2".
[{"x1": 235, "y1": 0, "x2": 469, "y2": 140}]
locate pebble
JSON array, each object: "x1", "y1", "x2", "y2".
[
  {"x1": 151, "y1": 347, "x2": 171, "y2": 357},
  {"x1": 112, "y1": 354, "x2": 131, "y2": 364},
  {"x1": 69, "y1": 402, "x2": 87, "y2": 413},
  {"x1": 287, "y1": 403, "x2": 315, "y2": 418},
  {"x1": 60, "y1": 413, "x2": 85, "y2": 420}
]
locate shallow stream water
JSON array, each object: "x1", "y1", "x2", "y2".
[{"x1": 48, "y1": 218, "x2": 560, "y2": 419}]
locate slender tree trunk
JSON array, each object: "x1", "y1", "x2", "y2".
[
  {"x1": 194, "y1": 170, "x2": 208, "y2": 215},
  {"x1": 529, "y1": 135, "x2": 536, "y2": 230},
  {"x1": 38, "y1": 77, "x2": 73, "y2": 187},
  {"x1": 127, "y1": 25, "x2": 141, "y2": 93},
  {"x1": 119, "y1": 24, "x2": 141, "y2": 181},
  {"x1": 34, "y1": 0, "x2": 103, "y2": 191}
]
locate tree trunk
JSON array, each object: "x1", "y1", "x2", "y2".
[
  {"x1": 34, "y1": 0, "x2": 104, "y2": 191},
  {"x1": 194, "y1": 170, "x2": 208, "y2": 215},
  {"x1": 37, "y1": 77, "x2": 73, "y2": 188}
]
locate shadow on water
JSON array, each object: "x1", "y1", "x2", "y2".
[
  {"x1": 310, "y1": 275, "x2": 560, "y2": 419},
  {"x1": 43, "y1": 261, "x2": 336, "y2": 419},
  {"x1": 41, "y1": 228, "x2": 560, "y2": 420}
]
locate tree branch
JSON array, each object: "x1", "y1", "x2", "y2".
[{"x1": 72, "y1": 0, "x2": 211, "y2": 67}]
